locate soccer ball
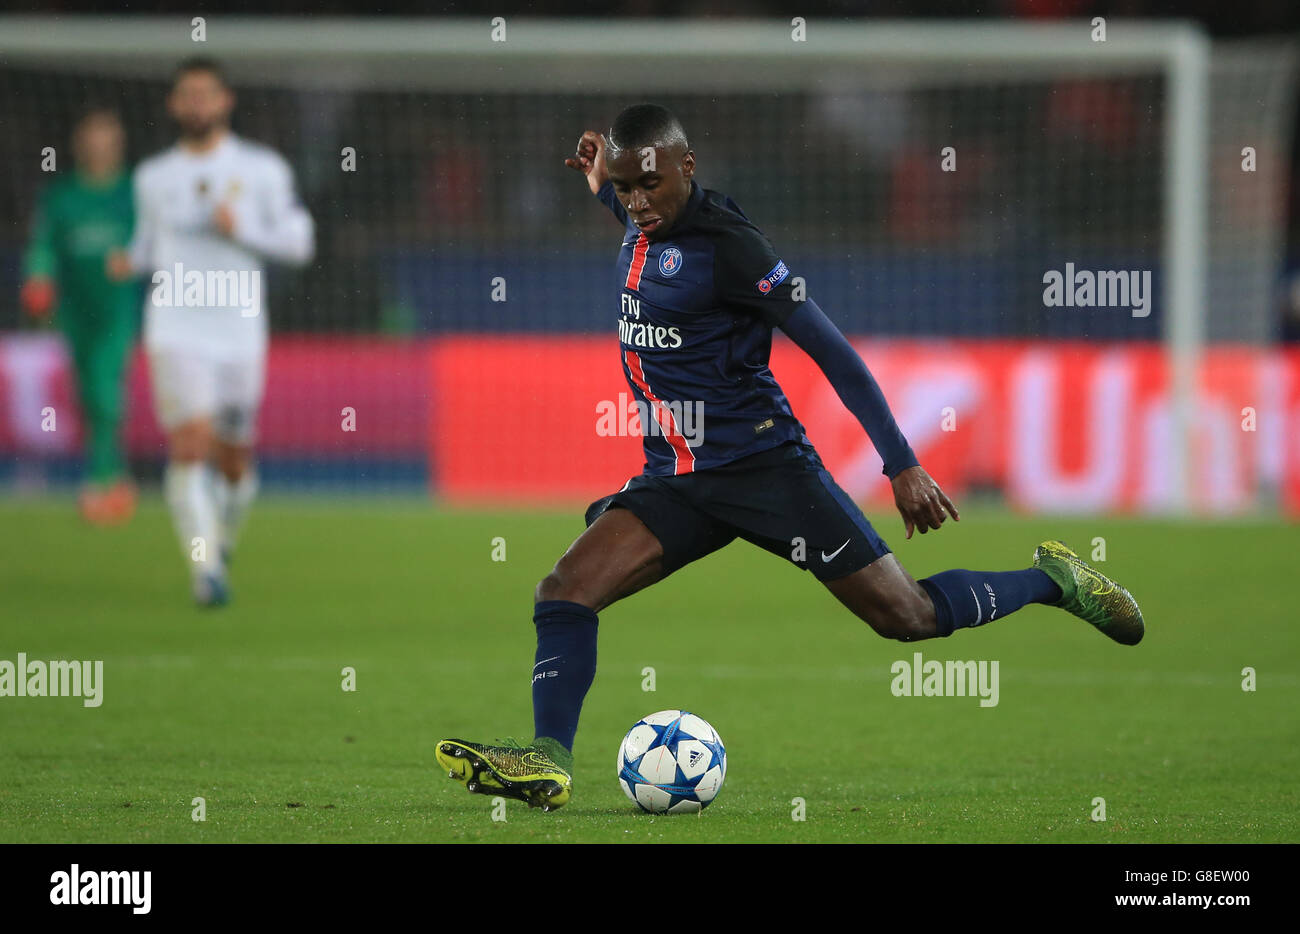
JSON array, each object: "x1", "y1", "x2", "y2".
[{"x1": 617, "y1": 709, "x2": 727, "y2": 814}]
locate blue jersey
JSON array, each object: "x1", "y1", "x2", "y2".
[{"x1": 598, "y1": 178, "x2": 810, "y2": 476}]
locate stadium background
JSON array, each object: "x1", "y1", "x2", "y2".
[{"x1": 1, "y1": 4, "x2": 1298, "y2": 514}]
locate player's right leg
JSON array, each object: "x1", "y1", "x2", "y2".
[
  {"x1": 164, "y1": 418, "x2": 228, "y2": 607},
  {"x1": 437, "y1": 507, "x2": 667, "y2": 811},
  {"x1": 149, "y1": 350, "x2": 227, "y2": 607},
  {"x1": 533, "y1": 501, "x2": 667, "y2": 612},
  {"x1": 437, "y1": 483, "x2": 734, "y2": 810}
]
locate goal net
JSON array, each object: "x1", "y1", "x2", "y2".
[{"x1": 0, "y1": 17, "x2": 1295, "y2": 513}]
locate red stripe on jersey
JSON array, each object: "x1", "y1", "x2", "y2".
[
  {"x1": 624, "y1": 234, "x2": 649, "y2": 291},
  {"x1": 623, "y1": 350, "x2": 696, "y2": 475}
]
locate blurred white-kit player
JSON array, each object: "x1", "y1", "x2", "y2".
[{"x1": 110, "y1": 57, "x2": 314, "y2": 606}]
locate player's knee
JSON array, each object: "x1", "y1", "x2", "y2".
[
  {"x1": 877, "y1": 592, "x2": 937, "y2": 642},
  {"x1": 535, "y1": 569, "x2": 574, "y2": 605},
  {"x1": 169, "y1": 421, "x2": 212, "y2": 463},
  {"x1": 84, "y1": 399, "x2": 115, "y2": 424},
  {"x1": 215, "y1": 447, "x2": 248, "y2": 484},
  {"x1": 171, "y1": 438, "x2": 206, "y2": 462},
  {"x1": 535, "y1": 566, "x2": 603, "y2": 610}
]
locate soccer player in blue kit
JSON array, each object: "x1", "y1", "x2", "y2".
[{"x1": 437, "y1": 105, "x2": 1143, "y2": 811}]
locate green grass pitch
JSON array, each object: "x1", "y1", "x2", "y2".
[{"x1": 1, "y1": 496, "x2": 1296, "y2": 843}]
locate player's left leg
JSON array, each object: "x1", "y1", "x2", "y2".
[
  {"x1": 700, "y1": 445, "x2": 1041, "y2": 640},
  {"x1": 71, "y1": 319, "x2": 136, "y2": 524},
  {"x1": 823, "y1": 553, "x2": 1065, "y2": 642},
  {"x1": 211, "y1": 439, "x2": 256, "y2": 566},
  {"x1": 826, "y1": 541, "x2": 1144, "y2": 646},
  {"x1": 63, "y1": 318, "x2": 127, "y2": 523},
  {"x1": 210, "y1": 354, "x2": 265, "y2": 566},
  {"x1": 705, "y1": 441, "x2": 1142, "y2": 644}
]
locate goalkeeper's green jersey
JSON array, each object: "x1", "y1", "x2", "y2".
[{"x1": 23, "y1": 171, "x2": 136, "y2": 325}]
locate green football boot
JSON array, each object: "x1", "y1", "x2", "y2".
[
  {"x1": 436, "y1": 737, "x2": 572, "y2": 811},
  {"x1": 1032, "y1": 540, "x2": 1144, "y2": 645}
]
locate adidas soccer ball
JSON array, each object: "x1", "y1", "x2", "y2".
[{"x1": 617, "y1": 709, "x2": 727, "y2": 814}]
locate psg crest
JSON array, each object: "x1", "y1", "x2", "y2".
[{"x1": 658, "y1": 247, "x2": 683, "y2": 277}]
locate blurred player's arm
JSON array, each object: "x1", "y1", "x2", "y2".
[
  {"x1": 107, "y1": 165, "x2": 150, "y2": 281},
  {"x1": 564, "y1": 130, "x2": 626, "y2": 225},
  {"x1": 20, "y1": 188, "x2": 59, "y2": 318},
  {"x1": 216, "y1": 155, "x2": 314, "y2": 267}
]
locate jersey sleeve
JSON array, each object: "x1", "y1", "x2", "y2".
[
  {"x1": 595, "y1": 178, "x2": 630, "y2": 227},
  {"x1": 230, "y1": 152, "x2": 315, "y2": 267},
  {"x1": 126, "y1": 164, "x2": 155, "y2": 275},
  {"x1": 22, "y1": 185, "x2": 59, "y2": 279},
  {"x1": 713, "y1": 223, "x2": 801, "y2": 328}
]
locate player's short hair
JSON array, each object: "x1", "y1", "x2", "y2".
[
  {"x1": 173, "y1": 56, "x2": 229, "y2": 90},
  {"x1": 74, "y1": 105, "x2": 122, "y2": 129},
  {"x1": 608, "y1": 103, "x2": 689, "y2": 158}
]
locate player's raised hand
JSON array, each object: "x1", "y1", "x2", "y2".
[
  {"x1": 564, "y1": 130, "x2": 609, "y2": 195},
  {"x1": 890, "y1": 465, "x2": 959, "y2": 540},
  {"x1": 19, "y1": 277, "x2": 55, "y2": 320},
  {"x1": 213, "y1": 202, "x2": 237, "y2": 238}
]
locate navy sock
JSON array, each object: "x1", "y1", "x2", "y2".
[
  {"x1": 919, "y1": 568, "x2": 1062, "y2": 638},
  {"x1": 531, "y1": 600, "x2": 599, "y2": 752}
]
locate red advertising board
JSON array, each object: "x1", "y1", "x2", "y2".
[
  {"x1": 0, "y1": 335, "x2": 429, "y2": 459},
  {"x1": 429, "y1": 336, "x2": 1300, "y2": 515},
  {"x1": 3, "y1": 333, "x2": 1297, "y2": 515}
]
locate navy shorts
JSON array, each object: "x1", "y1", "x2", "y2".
[{"x1": 584, "y1": 441, "x2": 891, "y2": 582}]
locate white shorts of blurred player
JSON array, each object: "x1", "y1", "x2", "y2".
[{"x1": 147, "y1": 350, "x2": 266, "y2": 446}]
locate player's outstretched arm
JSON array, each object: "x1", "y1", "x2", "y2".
[
  {"x1": 888, "y1": 463, "x2": 960, "y2": 540},
  {"x1": 564, "y1": 129, "x2": 609, "y2": 195},
  {"x1": 779, "y1": 299, "x2": 959, "y2": 539},
  {"x1": 565, "y1": 130, "x2": 628, "y2": 226}
]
